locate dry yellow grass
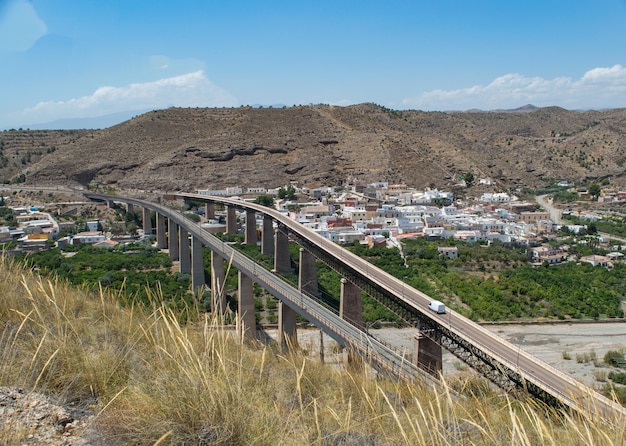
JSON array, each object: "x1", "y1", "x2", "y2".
[{"x1": 1, "y1": 254, "x2": 624, "y2": 445}]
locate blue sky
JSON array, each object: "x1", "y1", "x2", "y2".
[{"x1": 1, "y1": 0, "x2": 626, "y2": 129}]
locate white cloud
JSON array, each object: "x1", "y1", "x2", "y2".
[
  {"x1": 0, "y1": 0, "x2": 47, "y2": 52},
  {"x1": 16, "y1": 71, "x2": 238, "y2": 124},
  {"x1": 403, "y1": 65, "x2": 626, "y2": 110}
]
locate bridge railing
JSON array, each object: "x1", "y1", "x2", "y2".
[{"x1": 153, "y1": 203, "x2": 432, "y2": 383}]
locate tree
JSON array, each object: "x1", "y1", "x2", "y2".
[
  {"x1": 588, "y1": 183, "x2": 601, "y2": 200},
  {"x1": 277, "y1": 185, "x2": 297, "y2": 200},
  {"x1": 253, "y1": 195, "x2": 274, "y2": 207},
  {"x1": 463, "y1": 172, "x2": 475, "y2": 187}
]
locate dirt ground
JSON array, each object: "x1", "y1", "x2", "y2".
[{"x1": 271, "y1": 322, "x2": 626, "y2": 388}]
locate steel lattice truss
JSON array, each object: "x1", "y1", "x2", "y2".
[{"x1": 295, "y1": 236, "x2": 563, "y2": 409}]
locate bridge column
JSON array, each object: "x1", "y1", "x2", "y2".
[
  {"x1": 106, "y1": 200, "x2": 114, "y2": 209},
  {"x1": 413, "y1": 332, "x2": 442, "y2": 377},
  {"x1": 261, "y1": 216, "x2": 274, "y2": 255},
  {"x1": 245, "y1": 210, "x2": 257, "y2": 246},
  {"x1": 191, "y1": 236, "x2": 205, "y2": 295},
  {"x1": 142, "y1": 208, "x2": 152, "y2": 235},
  {"x1": 211, "y1": 251, "x2": 226, "y2": 314},
  {"x1": 226, "y1": 206, "x2": 238, "y2": 234},
  {"x1": 274, "y1": 226, "x2": 291, "y2": 273},
  {"x1": 340, "y1": 278, "x2": 363, "y2": 329},
  {"x1": 298, "y1": 248, "x2": 318, "y2": 297},
  {"x1": 205, "y1": 202, "x2": 215, "y2": 221},
  {"x1": 126, "y1": 203, "x2": 134, "y2": 215},
  {"x1": 156, "y1": 213, "x2": 167, "y2": 249},
  {"x1": 179, "y1": 227, "x2": 191, "y2": 274},
  {"x1": 238, "y1": 271, "x2": 256, "y2": 341},
  {"x1": 168, "y1": 220, "x2": 179, "y2": 261},
  {"x1": 278, "y1": 301, "x2": 298, "y2": 349}
]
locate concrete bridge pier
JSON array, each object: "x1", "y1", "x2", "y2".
[
  {"x1": 191, "y1": 236, "x2": 205, "y2": 296},
  {"x1": 211, "y1": 251, "x2": 226, "y2": 314},
  {"x1": 340, "y1": 278, "x2": 363, "y2": 329},
  {"x1": 278, "y1": 301, "x2": 298, "y2": 350},
  {"x1": 274, "y1": 226, "x2": 291, "y2": 273},
  {"x1": 298, "y1": 248, "x2": 318, "y2": 297},
  {"x1": 238, "y1": 271, "x2": 256, "y2": 341},
  {"x1": 261, "y1": 217, "x2": 274, "y2": 255},
  {"x1": 205, "y1": 202, "x2": 215, "y2": 221},
  {"x1": 168, "y1": 220, "x2": 179, "y2": 261},
  {"x1": 413, "y1": 332, "x2": 443, "y2": 377},
  {"x1": 226, "y1": 206, "x2": 238, "y2": 234},
  {"x1": 179, "y1": 227, "x2": 191, "y2": 274},
  {"x1": 245, "y1": 210, "x2": 257, "y2": 246},
  {"x1": 142, "y1": 208, "x2": 152, "y2": 235},
  {"x1": 156, "y1": 213, "x2": 167, "y2": 249},
  {"x1": 126, "y1": 203, "x2": 134, "y2": 215}
]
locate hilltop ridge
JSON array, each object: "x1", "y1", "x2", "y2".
[{"x1": 1, "y1": 103, "x2": 625, "y2": 192}]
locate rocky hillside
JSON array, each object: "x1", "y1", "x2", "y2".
[{"x1": 1, "y1": 103, "x2": 625, "y2": 192}]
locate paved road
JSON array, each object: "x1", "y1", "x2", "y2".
[
  {"x1": 536, "y1": 194, "x2": 563, "y2": 223},
  {"x1": 536, "y1": 193, "x2": 626, "y2": 244}
]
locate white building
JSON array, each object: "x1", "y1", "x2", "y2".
[
  {"x1": 438, "y1": 246, "x2": 458, "y2": 259},
  {"x1": 71, "y1": 232, "x2": 106, "y2": 245}
]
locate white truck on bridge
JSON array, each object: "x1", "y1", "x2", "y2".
[{"x1": 428, "y1": 300, "x2": 446, "y2": 314}]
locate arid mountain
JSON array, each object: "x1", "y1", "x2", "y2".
[{"x1": 1, "y1": 103, "x2": 625, "y2": 192}]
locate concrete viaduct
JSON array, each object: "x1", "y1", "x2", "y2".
[{"x1": 86, "y1": 191, "x2": 626, "y2": 423}]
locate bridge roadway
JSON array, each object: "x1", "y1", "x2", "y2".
[
  {"x1": 84, "y1": 192, "x2": 433, "y2": 385},
  {"x1": 86, "y1": 191, "x2": 625, "y2": 422},
  {"x1": 176, "y1": 193, "x2": 626, "y2": 423}
]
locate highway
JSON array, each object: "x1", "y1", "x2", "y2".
[{"x1": 177, "y1": 193, "x2": 626, "y2": 423}]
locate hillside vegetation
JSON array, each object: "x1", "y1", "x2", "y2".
[
  {"x1": 1, "y1": 104, "x2": 626, "y2": 192},
  {"x1": 1, "y1": 256, "x2": 625, "y2": 445}
]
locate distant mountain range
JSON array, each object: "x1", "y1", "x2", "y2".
[{"x1": 1, "y1": 103, "x2": 625, "y2": 193}]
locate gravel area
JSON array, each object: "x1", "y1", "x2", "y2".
[
  {"x1": 0, "y1": 387, "x2": 99, "y2": 446},
  {"x1": 274, "y1": 322, "x2": 626, "y2": 387}
]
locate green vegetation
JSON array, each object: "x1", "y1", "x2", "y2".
[
  {"x1": 14, "y1": 243, "x2": 193, "y2": 310},
  {"x1": 0, "y1": 204, "x2": 16, "y2": 227},
  {"x1": 183, "y1": 211, "x2": 201, "y2": 222},
  {"x1": 8, "y1": 209, "x2": 626, "y2": 324},
  {"x1": 563, "y1": 213, "x2": 626, "y2": 238},
  {"x1": 550, "y1": 190, "x2": 580, "y2": 203},
  {"x1": 277, "y1": 184, "x2": 297, "y2": 200},
  {"x1": 609, "y1": 372, "x2": 626, "y2": 385},
  {"x1": 588, "y1": 182, "x2": 602, "y2": 200},
  {"x1": 605, "y1": 350, "x2": 626, "y2": 367},
  {"x1": 218, "y1": 233, "x2": 625, "y2": 323},
  {"x1": 253, "y1": 194, "x2": 275, "y2": 207},
  {"x1": 462, "y1": 171, "x2": 475, "y2": 187},
  {"x1": 345, "y1": 238, "x2": 624, "y2": 321}
]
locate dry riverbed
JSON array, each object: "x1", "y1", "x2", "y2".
[{"x1": 274, "y1": 321, "x2": 626, "y2": 388}]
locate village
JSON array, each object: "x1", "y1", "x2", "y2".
[
  {"x1": 195, "y1": 180, "x2": 626, "y2": 269},
  {"x1": 2, "y1": 179, "x2": 626, "y2": 271}
]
